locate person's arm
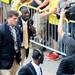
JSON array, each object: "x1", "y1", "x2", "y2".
[
  {"x1": 36, "y1": 0, "x2": 49, "y2": 11},
  {"x1": 27, "y1": 0, "x2": 33, "y2": 5},
  {"x1": 58, "y1": 11, "x2": 65, "y2": 38},
  {"x1": 39, "y1": 0, "x2": 60, "y2": 17},
  {"x1": 40, "y1": 6, "x2": 58, "y2": 17}
]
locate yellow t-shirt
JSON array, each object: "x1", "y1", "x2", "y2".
[
  {"x1": 11, "y1": 0, "x2": 31, "y2": 11},
  {"x1": 49, "y1": 0, "x2": 59, "y2": 25},
  {"x1": 1, "y1": 0, "x2": 10, "y2": 4}
]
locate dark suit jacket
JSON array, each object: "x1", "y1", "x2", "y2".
[
  {"x1": 56, "y1": 54, "x2": 75, "y2": 75},
  {"x1": 17, "y1": 17, "x2": 35, "y2": 41},
  {"x1": 0, "y1": 23, "x2": 21, "y2": 69},
  {"x1": 18, "y1": 62, "x2": 42, "y2": 75}
]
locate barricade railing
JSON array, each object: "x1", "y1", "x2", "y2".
[
  {"x1": 23, "y1": 5, "x2": 75, "y2": 56},
  {"x1": 3, "y1": 3, "x2": 75, "y2": 56}
]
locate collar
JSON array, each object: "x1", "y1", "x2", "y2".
[{"x1": 31, "y1": 60, "x2": 40, "y2": 70}]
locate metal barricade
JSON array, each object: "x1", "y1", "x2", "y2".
[
  {"x1": 3, "y1": 4, "x2": 75, "y2": 57},
  {"x1": 28, "y1": 5, "x2": 75, "y2": 56},
  {"x1": 28, "y1": 5, "x2": 67, "y2": 56}
]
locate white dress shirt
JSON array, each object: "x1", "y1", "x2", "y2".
[
  {"x1": 31, "y1": 60, "x2": 42, "y2": 75},
  {"x1": 9, "y1": 26, "x2": 18, "y2": 51}
]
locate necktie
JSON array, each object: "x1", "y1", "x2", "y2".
[
  {"x1": 40, "y1": 67, "x2": 42, "y2": 75},
  {"x1": 22, "y1": 20, "x2": 29, "y2": 49}
]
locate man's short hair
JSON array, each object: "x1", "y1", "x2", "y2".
[
  {"x1": 32, "y1": 49, "x2": 44, "y2": 63},
  {"x1": 19, "y1": 6, "x2": 30, "y2": 14},
  {"x1": 7, "y1": 10, "x2": 19, "y2": 18}
]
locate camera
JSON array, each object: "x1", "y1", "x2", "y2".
[
  {"x1": 65, "y1": 3, "x2": 75, "y2": 20},
  {"x1": 57, "y1": 3, "x2": 75, "y2": 20}
]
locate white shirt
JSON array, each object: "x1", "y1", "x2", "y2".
[
  {"x1": 31, "y1": 60, "x2": 42, "y2": 75},
  {"x1": 9, "y1": 26, "x2": 18, "y2": 51},
  {"x1": 10, "y1": 26, "x2": 16, "y2": 42}
]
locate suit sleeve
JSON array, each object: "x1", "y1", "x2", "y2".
[
  {"x1": 56, "y1": 58, "x2": 74, "y2": 75},
  {"x1": 0, "y1": 30, "x2": 3, "y2": 49},
  {"x1": 28, "y1": 18, "x2": 36, "y2": 37},
  {"x1": 0, "y1": 31, "x2": 1, "y2": 46},
  {"x1": 18, "y1": 66, "x2": 28, "y2": 75},
  {"x1": 28, "y1": 18, "x2": 33, "y2": 26},
  {"x1": 62, "y1": 34, "x2": 75, "y2": 49}
]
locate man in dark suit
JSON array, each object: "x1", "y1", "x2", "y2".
[
  {"x1": 18, "y1": 49, "x2": 44, "y2": 75},
  {"x1": 57, "y1": 54, "x2": 75, "y2": 75},
  {"x1": 17, "y1": 6, "x2": 36, "y2": 60},
  {"x1": 0, "y1": 10, "x2": 21, "y2": 75},
  {"x1": 56, "y1": 10, "x2": 75, "y2": 75}
]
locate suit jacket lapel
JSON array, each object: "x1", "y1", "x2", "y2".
[
  {"x1": 29, "y1": 62, "x2": 37, "y2": 75},
  {"x1": 5, "y1": 24, "x2": 14, "y2": 41},
  {"x1": 29, "y1": 62, "x2": 43, "y2": 75}
]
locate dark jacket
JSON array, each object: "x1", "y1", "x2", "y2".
[
  {"x1": 17, "y1": 17, "x2": 36, "y2": 41},
  {"x1": 0, "y1": 23, "x2": 21, "y2": 69},
  {"x1": 18, "y1": 62, "x2": 39, "y2": 75},
  {"x1": 57, "y1": 34, "x2": 75, "y2": 75},
  {"x1": 56, "y1": 54, "x2": 75, "y2": 75}
]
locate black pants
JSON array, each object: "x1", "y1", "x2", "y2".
[
  {"x1": 25, "y1": 48, "x2": 29, "y2": 58},
  {"x1": 49, "y1": 24, "x2": 58, "y2": 41},
  {"x1": 22, "y1": 47, "x2": 29, "y2": 58}
]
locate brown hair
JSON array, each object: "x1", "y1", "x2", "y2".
[{"x1": 7, "y1": 10, "x2": 19, "y2": 18}]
